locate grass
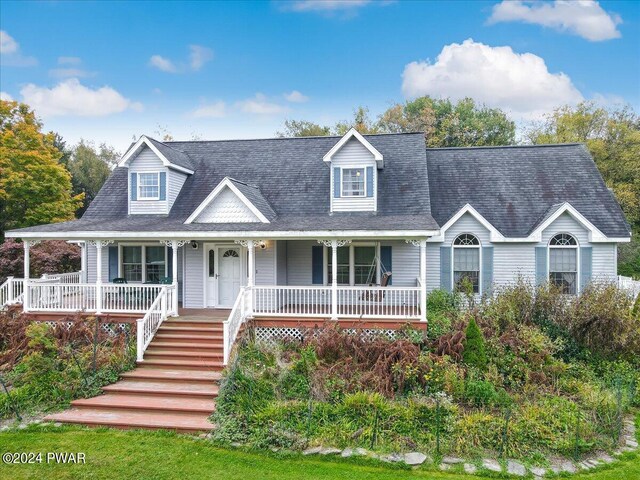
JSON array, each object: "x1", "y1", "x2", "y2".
[{"x1": 0, "y1": 420, "x2": 638, "y2": 480}]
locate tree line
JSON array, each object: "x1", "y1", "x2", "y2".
[{"x1": 1, "y1": 97, "x2": 638, "y2": 277}]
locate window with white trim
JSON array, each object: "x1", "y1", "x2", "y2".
[
  {"x1": 341, "y1": 168, "x2": 365, "y2": 197},
  {"x1": 549, "y1": 233, "x2": 577, "y2": 294},
  {"x1": 453, "y1": 234, "x2": 480, "y2": 294},
  {"x1": 121, "y1": 245, "x2": 166, "y2": 283},
  {"x1": 138, "y1": 172, "x2": 160, "y2": 200},
  {"x1": 326, "y1": 244, "x2": 377, "y2": 286}
]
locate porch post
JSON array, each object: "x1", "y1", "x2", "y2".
[
  {"x1": 23, "y1": 241, "x2": 31, "y2": 312},
  {"x1": 80, "y1": 241, "x2": 87, "y2": 283},
  {"x1": 419, "y1": 239, "x2": 427, "y2": 322},
  {"x1": 331, "y1": 239, "x2": 338, "y2": 320},
  {"x1": 247, "y1": 239, "x2": 255, "y2": 317},
  {"x1": 95, "y1": 240, "x2": 103, "y2": 314},
  {"x1": 171, "y1": 240, "x2": 179, "y2": 316}
]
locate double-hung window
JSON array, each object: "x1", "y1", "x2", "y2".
[
  {"x1": 138, "y1": 173, "x2": 160, "y2": 200},
  {"x1": 341, "y1": 168, "x2": 365, "y2": 197},
  {"x1": 549, "y1": 233, "x2": 577, "y2": 294},
  {"x1": 121, "y1": 245, "x2": 166, "y2": 283},
  {"x1": 453, "y1": 234, "x2": 480, "y2": 294},
  {"x1": 326, "y1": 244, "x2": 377, "y2": 286}
]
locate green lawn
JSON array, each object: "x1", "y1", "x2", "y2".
[{"x1": 0, "y1": 423, "x2": 638, "y2": 480}]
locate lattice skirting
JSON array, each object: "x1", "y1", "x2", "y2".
[
  {"x1": 39, "y1": 321, "x2": 131, "y2": 337},
  {"x1": 254, "y1": 326, "x2": 398, "y2": 344}
]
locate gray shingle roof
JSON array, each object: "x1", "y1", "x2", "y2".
[
  {"x1": 226, "y1": 178, "x2": 277, "y2": 222},
  {"x1": 9, "y1": 133, "x2": 437, "y2": 235},
  {"x1": 426, "y1": 143, "x2": 630, "y2": 238},
  {"x1": 7, "y1": 137, "x2": 630, "y2": 240},
  {"x1": 146, "y1": 136, "x2": 194, "y2": 172}
]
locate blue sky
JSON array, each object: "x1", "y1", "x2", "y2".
[{"x1": 1, "y1": 0, "x2": 639, "y2": 151}]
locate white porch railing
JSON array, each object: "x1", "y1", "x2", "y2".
[
  {"x1": 251, "y1": 285, "x2": 422, "y2": 319},
  {"x1": 619, "y1": 275, "x2": 640, "y2": 299},
  {"x1": 25, "y1": 282, "x2": 175, "y2": 314},
  {"x1": 0, "y1": 277, "x2": 24, "y2": 308},
  {"x1": 136, "y1": 286, "x2": 169, "y2": 361},
  {"x1": 223, "y1": 287, "x2": 247, "y2": 365}
]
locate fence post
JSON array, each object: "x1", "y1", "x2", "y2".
[
  {"x1": 500, "y1": 407, "x2": 511, "y2": 458},
  {"x1": 136, "y1": 318, "x2": 145, "y2": 362},
  {"x1": 161, "y1": 286, "x2": 168, "y2": 319},
  {"x1": 435, "y1": 393, "x2": 442, "y2": 455}
]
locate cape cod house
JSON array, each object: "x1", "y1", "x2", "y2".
[
  {"x1": 1, "y1": 129, "x2": 631, "y2": 431},
  {"x1": 1, "y1": 129, "x2": 631, "y2": 366}
]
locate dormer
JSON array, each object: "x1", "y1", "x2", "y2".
[
  {"x1": 323, "y1": 128, "x2": 383, "y2": 213},
  {"x1": 118, "y1": 136, "x2": 194, "y2": 215}
]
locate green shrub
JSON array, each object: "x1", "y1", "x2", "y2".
[
  {"x1": 464, "y1": 379, "x2": 503, "y2": 407},
  {"x1": 463, "y1": 318, "x2": 487, "y2": 370}
]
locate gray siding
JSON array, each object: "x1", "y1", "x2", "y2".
[
  {"x1": 331, "y1": 138, "x2": 377, "y2": 212},
  {"x1": 86, "y1": 244, "x2": 109, "y2": 283},
  {"x1": 592, "y1": 243, "x2": 617, "y2": 280},
  {"x1": 444, "y1": 212, "x2": 491, "y2": 244},
  {"x1": 129, "y1": 147, "x2": 168, "y2": 215},
  {"x1": 183, "y1": 242, "x2": 204, "y2": 308},
  {"x1": 255, "y1": 241, "x2": 276, "y2": 285},
  {"x1": 286, "y1": 240, "x2": 315, "y2": 286},
  {"x1": 168, "y1": 169, "x2": 187, "y2": 212},
  {"x1": 276, "y1": 241, "x2": 288, "y2": 285},
  {"x1": 381, "y1": 241, "x2": 419, "y2": 287},
  {"x1": 539, "y1": 213, "x2": 588, "y2": 245},
  {"x1": 493, "y1": 244, "x2": 536, "y2": 286}
]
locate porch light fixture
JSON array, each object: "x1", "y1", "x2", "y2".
[
  {"x1": 258, "y1": 240, "x2": 267, "y2": 250},
  {"x1": 190, "y1": 241, "x2": 198, "y2": 250}
]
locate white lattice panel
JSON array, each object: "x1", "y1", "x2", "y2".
[{"x1": 254, "y1": 326, "x2": 398, "y2": 344}]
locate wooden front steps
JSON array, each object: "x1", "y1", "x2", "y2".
[{"x1": 45, "y1": 315, "x2": 225, "y2": 433}]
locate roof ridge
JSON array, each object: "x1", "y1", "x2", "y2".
[
  {"x1": 427, "y1": 143, "x2": 584, "y2": 151},
  {"x1": 164, "y1": 132, "x2": 424, "y2": 145}
]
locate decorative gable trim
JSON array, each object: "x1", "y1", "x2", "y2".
[
  {"x1": 118, "y1": 136, "x2": 194, "y2": 175},
  {"x1": 185, "y1": 177, "x2": 271, "y2": 224},
  {"x1": 428, "y1": 204, "x2": 505, "y2": 243},
  {"x1": 528, "y1": 202, "x2": 607, "y2": 243},
  {"x1": 323, "y1": 128, "x2": 384, "y2": 168}
]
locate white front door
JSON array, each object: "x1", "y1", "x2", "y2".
[{"x1": 216, "y1": 246, "x2": 242, "y2": 307}]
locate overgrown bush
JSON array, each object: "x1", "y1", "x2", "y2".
[
  {"x1": 212, "y1": 282, "x2": 639, "y2": 460},
  {"x1": 0, "y1": 308, "x2": 135, "y2": 418}
]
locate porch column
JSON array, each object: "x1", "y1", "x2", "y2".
[
  {"x1": 247, "y1": 239, "x2": 255, "y2": 317},
  {"x1": 170, "y1": 240, "x2": 184, "y2": 316},
  {"x1": 80, "y1": 242, "x2": 87, "y2": 283},
  {"x1": 419, "y1": 239, "x2": 427, "y2": 322},
  {"x1": 331, "y1": 239, "x2": 338, "y2": 320},
  {"x1": 23, "y1": 241, "x2": 31, "y2": 312},
  {"x1": 95, "y1": 240, "x2": 103, "y2": 314}
]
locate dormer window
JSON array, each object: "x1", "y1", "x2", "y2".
[
  {"x1": 138, "y1": 173, "x2": 160, "y2": 200},
  {"x1": 342, "y1": 168, "x2": 365, "y2": 197}
]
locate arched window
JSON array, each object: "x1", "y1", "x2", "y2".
[
  {"x1": 222, "y1": 249, "x2": 239, "y2": 258},
  {"x1": 453, "y1": 234, "x2": 480, "y2": 294},
  {"x1": 549, "y1": 233, "x2": 578, "y2": 294}
]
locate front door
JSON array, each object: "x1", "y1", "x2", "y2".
[{"x1": 216, "y1": 246, "x2": 241, "y2": 307}]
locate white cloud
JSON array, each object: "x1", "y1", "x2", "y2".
[
  {"x1": 237, "y1": 93, "x2": 289, "y2": 115},
  {"x1": 284, "y1": 90, "x2": 309, "y2": 103},
  {"x1": 401, "y1": 39, "x2": 584, "y2": 119},
  {"x1": 57, "y1": 56, "x2": 82, "y2": 65},
  {"x1": 0, "y1": 91, "x2": 14, "y2": 102},
  {"x1": 0, "y1": 30, "x2": 18, "y2": 53},
  {"x1": 191, "y1": 101, "x2": 227, "y2": 118},
  {"x1": 286, "y1": 0, "x2": 371, "y2": 12},
  {"x1": 488, "y1": 1, "x2": 621, "y2": 42},
  {"x1": 149, "y1": 55, "x2": 177, "y2": 73},
  {"x1": 189, "y1": 45, "x2": 214, "y2": 71},
  {"x1": 149, "y1": 45, "x2": 213, "y2": 73},
  {"x1": 0, "y1": 30, "x2": 37, "y2": 67},
  {"x1": 20, "y1": 78, "x2": 142, "y2": 117}
]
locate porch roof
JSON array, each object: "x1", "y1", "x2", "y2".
[{"x1": 6, "y1": 213, "x2": 439, "y2": 239}]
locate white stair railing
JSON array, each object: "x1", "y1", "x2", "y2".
[
  {"x1": 223, "y1": 287, "x2": 247, "y2": 365},
  {"x1": 0, "y1": 277, "x2": 24, "y2": 308},
  {"x1": 136, "y1": 286, "x2": 169, "y2": 362}
]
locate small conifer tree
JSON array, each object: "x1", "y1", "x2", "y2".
[{"x1": 462, "y1": 318, "x2": 487, "y2": 370}]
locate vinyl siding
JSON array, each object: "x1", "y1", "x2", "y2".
[
  {"x1": 592, "y1": 243, "x2": 617, "y2": 280},
  {"x1": 381, "y1": 241, "x2": 419, "y2": 287},
  {"x1": 168, "y1": 169, "x2": 187, "y2": 212},
  {"x1": 539, "y1": 213, "x2": 589, "y2": 245},
  {"x1": 129, "y1": 147, "x2": 168, "y2": 215},
  {"x1": 86, "y1": 244, "x2": 109, "y2": 283},
  {"x1": 444, "y1": 213, "x2": 491, "y2": 244},
  {"x1": 426, "y1": 243, "x2": 440, "y2": 292},
  {"x1": 276, "y1": 241, "x2": 288, "y2": 285},
  {"x1": 183, "y1": 242, "x2": 204, "y2": 308},
  {"x1": 286, "y1": 240, "x2": 315, "y2": 286},
  {"x1": 493, "y1": 244, "x2": 536, "y2": 286},
  {"x1": 331, "y1": 138, "x2": 377, "y2": 212},
  {"x1": 255, "y1": 241, "x2": 276, "y2": 285}
]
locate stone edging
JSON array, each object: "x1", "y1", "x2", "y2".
[{"x1": 300, "y1": 416, "x2": 637, "y2": 477}]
